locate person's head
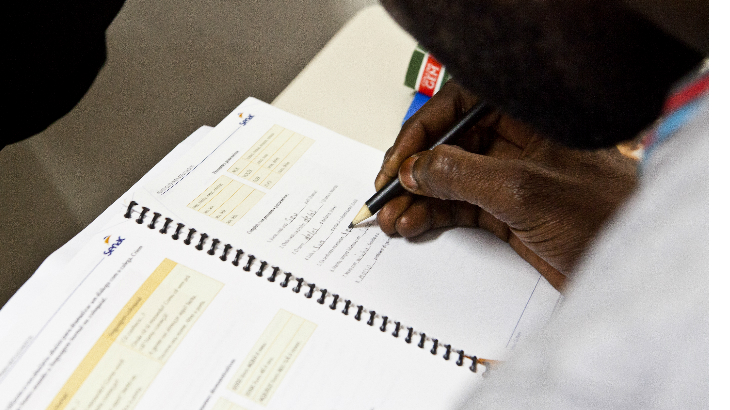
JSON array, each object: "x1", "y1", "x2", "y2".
[{"x1": 381, "y1": 0, "x2": 707, "y2": 149}]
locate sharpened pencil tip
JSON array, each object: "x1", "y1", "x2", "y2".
[
  {"x1": 349, "y1": 204, "x2": 373, "y2": 228},
  {"x1": 347, "y1": 223, "x2": 354, "y2": 229}
]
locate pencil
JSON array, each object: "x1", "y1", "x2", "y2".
[{"x1": 349, "y1": 100, "x2": 492, "y2": 228}]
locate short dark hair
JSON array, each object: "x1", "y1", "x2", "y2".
[{"x1": 383, "y1": 0, "x2": 703, "y2": 148}]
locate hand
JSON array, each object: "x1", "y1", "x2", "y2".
[{"x1": 375, "y1": 81, "x2": 638, "y2": 290}]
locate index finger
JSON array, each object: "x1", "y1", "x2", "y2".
[{"x1": 375, "y1": 81, "x2": 485, "y2": 190}]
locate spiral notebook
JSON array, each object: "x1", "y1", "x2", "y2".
[{"x1": 0, "y1": 98, "x2": 560, "y2": 410}]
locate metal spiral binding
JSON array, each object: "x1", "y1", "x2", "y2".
[{"x1": 123, "y1": 201, "x2": 485, "y2": 373}]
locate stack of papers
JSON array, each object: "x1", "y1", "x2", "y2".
[{"x1": 0, "y1": 98, "x2": 560, "y2": 410}]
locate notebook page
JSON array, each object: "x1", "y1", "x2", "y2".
[
  {"x1": 139, "y1": 98, "x2": 561, "y2": 361},
  {"x1": 0, "y1": 213, "x2": 479, "y2": 410}
]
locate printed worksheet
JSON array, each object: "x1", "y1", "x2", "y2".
[
  {"x1": 0, "y1": 98, "x2": 561, "y2": 410},
  {"x1": 145, "y1": 100, "x2": 390, "y2": 286},
  {"x1": 0, "y1": 215, "x2": 478, "y2": 410},
  {"x1": 140, "y1": 98, "x2": 560, "y2": 359}
]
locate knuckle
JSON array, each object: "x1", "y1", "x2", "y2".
[
  {"x1": 400, "y1": 115, "x2": 417, "y2": 132},
  {"x1": 421, "y1": 146, "x2": 461, "y2": 198},
  {"x1": 501, "y1": 165, "x2": 532, "y2": 205},
  {"x1": 401, "y1": 112, "x2": 427, "y2": 137},
  {"x1": 382, "y1": 147, "x2": 393, "y2": 163},
  {"x1": 508, "y1": 165, "x2": 532, "y2": 190},
  {"x1": 381, "y1": 148, "x2": 404, "y2": 177},
  {"x1": 500, "y1": 164, "x2": 547, "y2": 212},
  {"x1": 381, "y1": 148, "x2": 395, "y2": 171},
  {"x1": 376, "y1": 209, "x2": 397, "y2": 235},
  {"x1": 429, "y1": 146, "x2": 459, "y2": 173}
]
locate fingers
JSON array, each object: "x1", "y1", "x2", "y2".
[
  {"x1": 376, "y1": 194, "x2": 413, "y2": 235},
  {"x1": 376, "y1": 192, "x2": 482, "y2": 238},
  {"x1": 398, "y1": 144, "x2": 531, "y2": 224},
  {"x1": 375, "y1": 81, "x2": 485, "y2": 190}
]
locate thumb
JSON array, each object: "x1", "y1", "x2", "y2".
[{"x1": 398, "y1": 144, "x2": 529, "y2": 223}]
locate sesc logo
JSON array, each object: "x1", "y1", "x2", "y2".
[{"x1": 103, "y1": 236, "x2": 125, "y2": 256}]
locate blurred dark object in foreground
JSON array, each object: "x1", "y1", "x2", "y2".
[{"x1": 3, "y1": 0, "x2": 126, "y2": 150}]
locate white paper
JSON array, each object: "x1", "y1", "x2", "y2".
[
  {"x1": 140, "y1": 98, "x2": 560, "y2": 359},
  {"x1": 0, "y1": 215, "x2": 478, "y2": 410},
  {"x1": 0, "y1": 98, "x2": 561, "y2": 410}
]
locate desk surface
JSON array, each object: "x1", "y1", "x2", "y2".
[{"x1": 272, "y1": 5, "x2": 417, "y2": 152}]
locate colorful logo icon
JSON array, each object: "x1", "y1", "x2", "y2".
[{"x1": 103, "y1": 236, "x2": 125, "y2": 256}]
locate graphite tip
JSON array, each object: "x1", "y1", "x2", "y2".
[{"x1": 349, "y1": 204, "x2": 372, "y2": 228}]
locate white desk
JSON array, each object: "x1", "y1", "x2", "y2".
[{"x1": 272, "y1": 5, "x2": 418, "y2": 152}]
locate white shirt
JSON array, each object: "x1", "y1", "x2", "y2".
[{"x1": 461, "y1": 96, "x2": 709, "y2": 409}]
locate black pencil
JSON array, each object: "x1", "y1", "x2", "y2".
[{"x1": 349, "y1": 100, "x2": 492, "y2": 228}]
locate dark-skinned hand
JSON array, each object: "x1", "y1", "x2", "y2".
[{"x1": 375, "y1": 81, "x2": 638, "y2": 291}]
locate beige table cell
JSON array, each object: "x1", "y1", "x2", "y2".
[
  {"x1": 222, "y1": 190, "x2": 266, "y2": 226},
  {"x1": 238, "y1": 130, "x2": 294, "y2": 179},
  {"x1": 228, "y1": 125, "x2": 285, "y2": 175},
  {"x1": 211, "y1": 185, "x2": 255, "y2": 221},
  {"x1": 199, "y1": 179, "x2": 244, "y2": 216},
  {"x1": 188, "y1": 176, "x2": 234, "y2": 211},
  {"x1": 248, "y1": 133, "x2": 305, "y2": 184},
  {"x1": 228, "y1": 309, "x2": 316, "y2": 405},
  {"x1": 255, "y1": 319, "x2": 316, "y2": 405},
  {"x1": 260, "y1": 137, "x2": 315, "y2": 189},
  {"x1": 47, "y1": 260, "x2": 223, "y2": 410}
]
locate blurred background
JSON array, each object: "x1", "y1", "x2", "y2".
[{"x1": 0, "y1": 0, "x2": 378, "y2": 307}]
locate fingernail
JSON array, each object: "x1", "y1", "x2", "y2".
[{"x1": 399, "y1": 155, "x2": 419, "y2": 192}]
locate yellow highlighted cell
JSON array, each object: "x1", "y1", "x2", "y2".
[
  {"x1": 261, "y1": 137, "x2": 315, "y2": 189},
  {"x1": 48, "y1": 260, "x2": 223, "y2": 410},
  {"x1": 46, "y1": 259, "x2": 177, "y2": 410},
  {"x1": 188, "y1": 176, "x2": 233, "y2": 211},
  {"x1": 212, "y1": 185, "x2": 255, "y2": 220},
  {"x1": 239, "y1": 130, "x2": 294, "y2": 180},
  {"x1": 187, "y1": 176, "x2": 265, "y2": 226},
  {"x1": 228, "y1": 309, "x2": 316, "y2": 405},
  {"x1": 227, "y1": 125, "x2": 314, "y2": 189},
  {"x1": 200, "y1": 179, "x2": 244, "y2": 215},
  {"x1": 228, "y1": 125, "x2": 284, "y2": 175},
  {"x1": 223, "y1": 190, "x2": 265, "y2": 226},
  {"x1": 249, "y1": 133, "x2": 304, "y2": 184}
]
